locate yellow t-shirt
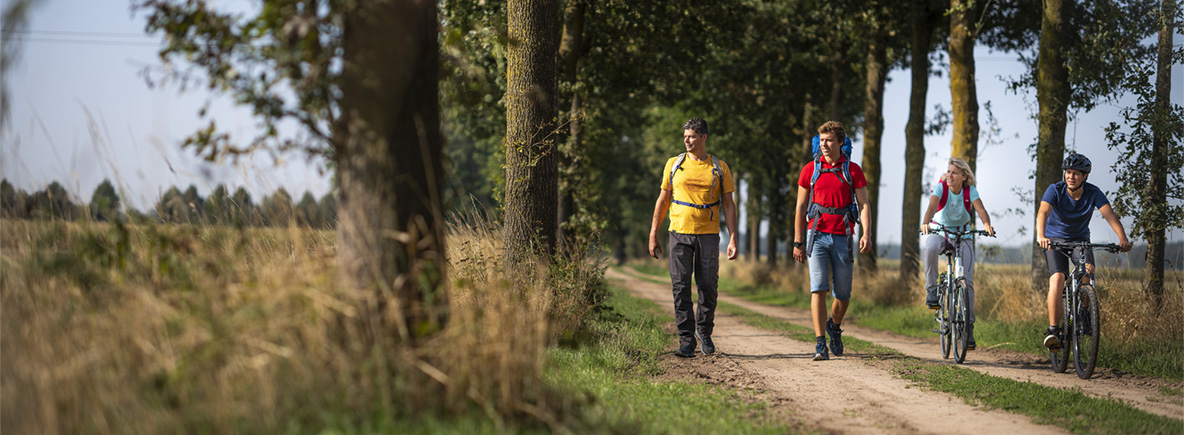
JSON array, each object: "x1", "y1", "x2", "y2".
[{"x1": 661, "y1": 154, "x2": 736, "y2": 234}]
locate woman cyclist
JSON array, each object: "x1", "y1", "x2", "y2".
[{"x1": 920, "y1": 157, "x2": 996, "y2": 350}]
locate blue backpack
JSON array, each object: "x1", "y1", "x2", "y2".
[{"x1": 805, "y1": 135, "x2": 860, "y2": 256}]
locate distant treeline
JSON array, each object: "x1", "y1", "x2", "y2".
[{"x1": 0, "y1": 178, "x2": 337, "y2": 229}]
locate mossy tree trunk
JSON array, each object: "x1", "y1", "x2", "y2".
[{"x1": 504, "y1": 0, "x2": 560, "y2": 264}]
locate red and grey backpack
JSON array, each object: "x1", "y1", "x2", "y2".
[{"x1": 936, "y1": 179, "x2": 973, "y2": 221}]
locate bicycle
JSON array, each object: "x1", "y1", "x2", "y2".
[
  {"x1": 1045, "y1": 240, "x2": 1120, "y2": 380},
  {"x1": 922, "y1": 222, "x2": 993, "y2": 364}
]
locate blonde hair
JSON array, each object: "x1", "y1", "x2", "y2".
[{"x1": 943, "y1": 157, "x2": 976, "y2": 187}]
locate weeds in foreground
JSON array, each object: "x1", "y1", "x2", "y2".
[{"x1": 1, "y1": 216, "x2": 609, "y2": 433}]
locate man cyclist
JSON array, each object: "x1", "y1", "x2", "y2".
[{"x1": 1035, "y1": 153, "x2": 1132, "y2": 350}]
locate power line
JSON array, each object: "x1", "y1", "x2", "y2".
[
  {"x1": 0, "y1": 36, "x2": 159, "y2": 47},
  {"x1": 10, "y1": 29, "x2": 153, "y2": 38}
]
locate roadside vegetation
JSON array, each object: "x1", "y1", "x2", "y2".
[
  {"x1": 716, "y1": 299, "x2": 1184, "y2": 435},
  {"x1": 628, "y1": 259, "x2": 1184, "y2": 381},
  {"x1": 1, "y1": 217, "x2": 793, "y2": 434}
]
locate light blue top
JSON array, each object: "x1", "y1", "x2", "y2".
[{"x1": 930, "y1": 183, "x2": 979, "y2": 228}]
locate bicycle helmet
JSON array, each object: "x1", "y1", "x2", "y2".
[{"x1": 1062, "y1": 153, "x2": 1092, "y2": 174}]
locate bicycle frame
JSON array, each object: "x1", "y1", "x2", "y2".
[
  {"x1": 1046, "y1": 240, "x2": 1119, "y2": 379},
  {"x1": 923, "y1": 222, "x2": 993, "y2": 364}
]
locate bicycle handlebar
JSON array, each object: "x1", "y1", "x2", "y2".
[
  {"x1": 919, "y1": 222, "x2": 995, "y2": 238},
  {"x1": 1045, "y1": 240, "x2": 1121, "y2": 254}
]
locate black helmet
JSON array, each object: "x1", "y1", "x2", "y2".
[{"x1": 1062, "y1": 153, "x2": 1092, "y2": 174}]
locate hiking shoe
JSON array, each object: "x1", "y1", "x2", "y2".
[
  {"x1": 967, "y1": 323, "x2": 976, "y2": 351},
  {"x1": 696, "y1": 330, "x2": 715, "y2": 355},
  {"x1": 826, "y1": 318, "x2": 844, "y2": 356},
  {"x1": 674, "y1": 342, "x2": 696, "y2": 358},
  {"x1": 812, "y1": 337, "x2": 829, "y2": 361},
  {"x1": 926, "y1": 294, "x2": 940, "y2": 310},
  {"x1": 1043, "y1": 326, "x2": 1062, "y2": 351}
]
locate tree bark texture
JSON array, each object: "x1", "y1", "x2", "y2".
[
  {"x1": 860, "y1": 34, "x2": 888, "y2": 273},
  {"x1": 557, "y1": 0, "x2": 585, "y2": 245},
  {"x1": 949, "y1": 0, "x2": 980, "y2": 172},
  {"x1": 337, "y1": 0, "x2": 446, "y2": 344},
  {"x1": 505, "y1": 0, "x2": 560, "y2": 264},
  {"x1": 1032, "y1": 0, "x2": 1070, "y2": 291},
  {"x1": 901, "y1": 0, "x2": 937, "y2": 283},
  {"x1": 1146, "y1": 0, "x2": 1176, "y2": 307},
  {"x1": 747, "y1": 178, "x2": 762, "y2": 261}
]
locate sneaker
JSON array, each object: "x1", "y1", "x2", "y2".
[
  {"x1": 826, "y1": 318, "x2": 844, "y2": 356},
  {"x1": 1043, "y1": 326, "x2": 1062, "y2": 351},
  {"x1": 967, "y1": 323, "x2": 976, "y2": 351},
  {"x1": 926, "y1": 294, "x2": 940, "y2": 310},
  {"x1": 695, "y1": 330, "x2": 715, "y2": 355},
  {"x1": 674, "y1": 341, "x2": 696, "y2": 358},
  {"x1": 812, "y1": 336, "x2": 829, "y2": 361}
]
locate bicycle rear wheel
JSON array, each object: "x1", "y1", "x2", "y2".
[
  {"x1": 952, "y1": 279, "x2": 969, "y2": 364},
  {"x1": 1050, "y1": 286, "x2": 1071, "y2": 373},
  {"x1": 1073, "y1": 284, "x2": 1101, "y2": 379}
]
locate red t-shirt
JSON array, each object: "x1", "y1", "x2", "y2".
[{"x1": 798, "y1": 157, "x2": 867, "y2": 235}]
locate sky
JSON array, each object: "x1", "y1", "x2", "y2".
[{"x1": 2, "y1": 0, "x2": 1182, "y2": 248}]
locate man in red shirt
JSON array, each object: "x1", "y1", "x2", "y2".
[{"x1": 792, "y1": 121, "x2": 872, "y2": 361}]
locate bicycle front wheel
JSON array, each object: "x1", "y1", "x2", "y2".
[
  {"x1": 952, "y1": 279, "x2": 969, "y2": 364},
  {"x1": 938, "y1": 273, "x2": 951, "y2": 359},
  {"x1": 1051, "y1": 286, "x2": 1071, "y2": 373},
  {"x1": 1073, "y1": 284, "x2": 1101, "y2": 379}
]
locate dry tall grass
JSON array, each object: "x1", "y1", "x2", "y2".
[
  {"x1": 1, "y1": 216, "x2": 606, "y2": 433},
  {"x1": 719, "y1": 258, "x2": 1183, "y2": 350}
]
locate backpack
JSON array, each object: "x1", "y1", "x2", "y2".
[
  {"x1": 805, "y1": 135, "x2": 860, "y2": 257},
  {"x1": 937, "y1": 179, "x2": 973, "y2": 219},
  {"x1": 668, "y1": 153, "x2": 724, "y2": 221}
]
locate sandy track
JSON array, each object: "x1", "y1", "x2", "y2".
[
  {"x1": 611, "y1": 267, "x2": 1184, "y2": 420},
  {"x1": 608, "y1": 267, "x2": 1066, "y2": 434}
]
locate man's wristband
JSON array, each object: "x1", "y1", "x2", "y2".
[{"x1": 792, "y1": 241, "x2": 803, "y2": 248}]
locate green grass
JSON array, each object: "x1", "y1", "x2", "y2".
[
  {"x1": 626, "y1": 265, "x2": 1184, "y2": 381},
  {"x1": 542, "y1": 285, "x2": 797, "y2": 434},
  {"x1": 715, "y1": 296, "x2": 1183, "y2": 435}
]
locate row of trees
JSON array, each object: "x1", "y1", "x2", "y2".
[
  {"x1": 129, "y1": 0, "x2": 1181, "y2": 357},
  {"x1": 0, "y1": 178, "x2": 338, "y2": 229},
  {"x1": 443, "y1": 0, "x2": 1182, "y2": 301}
]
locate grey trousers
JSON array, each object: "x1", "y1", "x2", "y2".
[
  {"x1": 922, "y1": 233, "x2": 977, "y2": 323},
  {"x1": 669, "y1": 232, "x2": 720, "y2": 346}
]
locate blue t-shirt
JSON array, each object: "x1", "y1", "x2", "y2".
[
  {"x1": 930, "y1": 182, "x2": 980, "y2": 228},
  {"x1": 1041, "y1": 181, "x2": 1110, "y2": 239}
]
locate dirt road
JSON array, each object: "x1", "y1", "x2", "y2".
[{"x1": 607, "y1": 267, "x2": 1184, "y2": 433}]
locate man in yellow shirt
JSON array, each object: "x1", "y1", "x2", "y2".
[{"x1": 648, "y1": 118, "x2": 739, "y2": 358}]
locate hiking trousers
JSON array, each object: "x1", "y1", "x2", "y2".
[{"x1": 668, "y1": 232, "x2": 720, "y2": 347}]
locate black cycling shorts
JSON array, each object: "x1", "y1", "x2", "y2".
[{"x1": 1044, "y1": 238, "x2": 1095, "y2": 277}]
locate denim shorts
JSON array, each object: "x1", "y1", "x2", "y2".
[{"x1": 807, "y1": 232, "x2": 853, "y2": 301}]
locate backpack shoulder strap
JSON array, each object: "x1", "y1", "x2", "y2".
[
  {"x1": 961, "y1": 184, "x2": 972, "y2": 213},
  {"x1": 668, "y1": 153, "x2": 687, "y2": 192},
  {"x1": 710, "y1": 155, "x2": 722, "y2": 199},
  {"x1": 938, "y1": 179, "x2": 950, "y2": 210}
]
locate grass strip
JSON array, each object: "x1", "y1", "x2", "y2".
[
  {"x1": 717, "y1": 300, "x2": 1183, "y2": 435},
  {"x1": 627, "y1": 265, "x2": 1183, "y2": 381},
  {"x1": 542, "y1": 284, "x2": 798, "y2": 434}
]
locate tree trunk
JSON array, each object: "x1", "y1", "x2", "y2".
[
  {"x1": 860, "y1": 32, "x2": 888, "y2": 273},
  {"x1": 829, "y1": 62, "x2": 844, "y2": 122},
  {"x1": 1146, "y1": 0, "x2": 1175, "y2": 308},
  {"x1": 557, "y1": 0, "x2": 586, "y2": 245},
  {"x1": 337, "y1": 0, "x2": 446, "y2": 344},
  {"x1": 1032, "y1": 0, "x2": 1070, "y2": 291},
  {"x1": 505, "y1": 0, "x2": 560, "y2": 264},
  {"x1": 766, "y1": 182, "x2": 781, "y2": 266},
  {"x1": 747, "y1": 177, "x2": 762, "y2": 261},
  {"x1": 949, "y1": 0, "x2": 980, "y2": 172},
  {"x1": 901, "y1": 0, "x2": 937, "y2": 283}
]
